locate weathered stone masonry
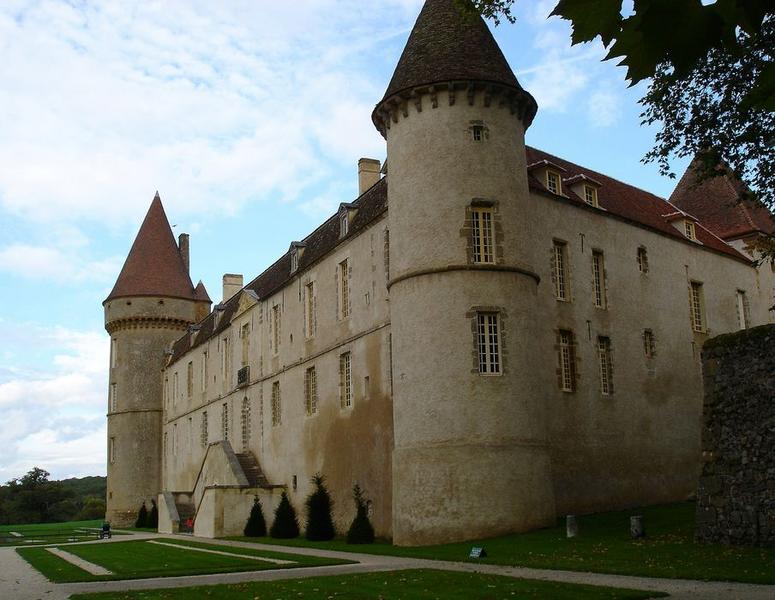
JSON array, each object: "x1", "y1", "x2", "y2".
[{"x1": 697, "y1": 324, "x2": 775, "y2": 547}]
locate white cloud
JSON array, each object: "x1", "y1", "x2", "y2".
[
  {"x1": 0, "y1": 244, "x2": 123, "y2": 284},
  {"x1": 587, "y1": 89, "x2": 623, "y2": 128}
]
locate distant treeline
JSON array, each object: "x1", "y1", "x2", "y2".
[{"x1": 0, "y1": 467, "x2": 106, "y2": 525}]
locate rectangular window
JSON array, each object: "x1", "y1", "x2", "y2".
[
  {"x1": 472, "y1": 125, "x2": 484, "y2": 142},
  {"x1": 547, "y1": 171, "x2": 561, "y2": 194},
  {"x1": 187, "y1": 361, "x2": 193, "y2": 397},
  {"x1": 684, "y1": 221, "x2": 697, "y2": 240},
  {"x1": 304, "y1": 366, "x2": 318, "y2": 416},
  {"x1": 305, "y1": 282, "x2": 316, "y2": 338},
  {"x1": 110, "y1": 339, "x2": 117, "y2": 369},
  {"x1": 221, "y1": 336, "x2": 231, "y2": 385},
  {"x1": 339, "y1": 259, "x2": 350, "y2": 319},
  {"x1": 109, "y1": 437, "x2": 115, "y2": 464},
  {"x1": 584, "y1": 185, "x2": 598, "y2": 206},
  {"x1": 592, "y1": 250, "x2": 606, "y2": 308},
  {"x1": 272, "y1": 305, "x2": 280, "y2": 352},
  {"x1": 241, "y1": 323, "x2": 250, "y2": 367},
  {"x1": 271, "y1": 382, "x2": 281, "y2": 426},
  {"x1": 202, "y1": 350, "x2": 208, "y2": 392},
  {"x1": 471, "y1": 207, "x2": 494, "y2": 264},
  {"x1": 290, "y1": 250, "x2": 299, "y2": 273},
  {"x1": 340, "y1": 212, "x2": 349, "y2": 238},
  {"x1": 221, "y1": 403, "x2": 229, "y2": 441},
  {"x1": 201, "y1": 412, "x2": 208, "y2": 448},
  {"x1": 643, "y1": 329, "x2": 656, "y2": 358},
  {"x1": 690, "y1": 281, "x2": 705, "y2": 332},
  {"x1": 110, "y1": 383, "x2": 117, "y2": 413},
  {"x1": 173, "y1": 372, "x2": 178, "y2": 405},
  {"x1": 241, "y1": 398, "x2": 251, "y2": 451},
  {"x1": 553, "y1": 241, "x2": 569, "y2": 301},
  {"x1": 384, "y1": 229, "x2": 390, "y2": 284},
  {"x1": 476, "y1": 312, "x2": 501, "y2": 375},
  {"x1": 558, "y1": 330, "x2": 575, "y2": 392},
  {"x1": 339, "y1": 352, "x2": 352, "y2": 408},
  {"x1": 637, "y1": 247, "x2": 649, "y2": 273},
  {"x1": 598, "y1": 337, "x2": 614, "y2": 395},
  {"x1": 736, "y1": 290, "x2": 749, "y2": 330}
]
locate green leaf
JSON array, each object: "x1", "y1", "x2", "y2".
[{"x1": 550, "y1": 0, "x2": 624, "y2": 47}]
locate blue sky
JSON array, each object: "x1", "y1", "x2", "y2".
[{"x1": 0, "y1": 0, "x2": 690, "y2": 482}]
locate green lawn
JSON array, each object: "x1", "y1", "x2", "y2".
[
  {"x1": 231, "y1": 502, "x2": 775, "y2": 584},
  {"x1": 16, "y1": 537, "x2": 353, "y2": 582},
  {"x1": 0, "y1": 520, "x2": 117, "y2": 547},
  {"x1": 69, "y1": 569, "x2": 665, "y2": 600}
]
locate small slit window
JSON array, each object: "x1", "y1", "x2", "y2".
[{"x1": 637, "y1": 247, "x2": 649, "y2": 273}]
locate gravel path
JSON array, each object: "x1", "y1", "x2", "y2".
[{"x1": 1, "y1": 531, "x2": 773, "y2": 600}]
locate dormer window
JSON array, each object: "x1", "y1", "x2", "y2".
[
  {"x1": 684, "y1": 221, "x2": 697, "y2": 241},
  {"x1": 338, "y1": 203, "x2": 357, "y2": 239},
  {"x1": 288, "y1": 242, "x2": 306, "y2": 274},
  {"x1": 584, "y1": 185, "x2": 598, "y2": 207},
  {"x1": 547, "y1": 171, "x2": 561, "y2": 195}
]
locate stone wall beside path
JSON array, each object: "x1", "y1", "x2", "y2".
[{"x1": 696, "y1": 324, "x2": 775, "y2": 547}]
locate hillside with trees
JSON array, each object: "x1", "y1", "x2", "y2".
[{"x1": 0, "y1": 468, "x2": 106, "y2": 525}]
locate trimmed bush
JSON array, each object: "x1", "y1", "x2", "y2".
[
  {"x1": 305, "y1": 473, "x2": 335, "y2": 541},
  {"x1": 148, "y1": 499, "x2": 159, "y2": 529},
  {"x1": 347, "y1": 484, "x2": 375, "y2": 544},
  {"x1": 270, "y1": 491, "x2": 299, "y2": 539},
  {"x1": 244, "y1": 495, "x2": 267, "y2": 537},
  {"x1": 134, "y1": 502, "x2": 148, "y2": 528}
]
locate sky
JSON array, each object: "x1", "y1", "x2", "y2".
[{"x1": 0, "y1": 0, "x2": 691, "y2": 483}]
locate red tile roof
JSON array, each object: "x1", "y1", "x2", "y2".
[
  {"x1": 525, "y1": 147, "x2": 750, "y2": 263},
  {"x1": 105, "y1": 194, "x2": 198, "y2": 303},
  {"x1": 669, "y1": 159, "x2": 775, "y2": 240}
]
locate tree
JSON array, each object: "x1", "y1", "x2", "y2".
[
  {"x1": 269, "y1": 492, "x2": 299, "y2": 539},
  {"x1": 304, "y1": 474, "x2": 336, "y2": 541},
  {"x1": 458, "y1": 1, "x2": 774, "y2": 209},
  {"x1": 148, "y1": 499, "x2": 159, "y2": 529},
  {"x1": 346, "y1": 484, "x2": 375, "y2": 544},
  {"x1": 135, "y1": 502, "x2": 148, "y2": 528},
  {"x1": 244, "y1": 496, "x2": 267, "y2": 537}
]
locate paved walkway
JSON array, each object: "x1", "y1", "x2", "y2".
[
  {"x1": 0, "y1": 531, "x2": 772, "y2": 600},
  {"x1": 46, "y1": 548, "x2": 113, "y2": 576}
]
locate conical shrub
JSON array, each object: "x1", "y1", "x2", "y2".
[
  {"x1": 135, "y1": 502, "x2": 148, "y2": 528},
  {"x1": 148, "y1": 500, "x2": 159, "y2": 529},
  {"x1": 270, "y1": 491, "x2": 299, "y2": 539},
  {"x1": 346, "y1": 484, "x2": 375, "y2": 544},
  {"x1": 244, "y1": 495, "x2": 267, "y2": 537},
  {"x1": 305, "y1": 473, "x2": 335, "y2": 541}
]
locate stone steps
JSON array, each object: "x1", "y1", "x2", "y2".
[{"x1": 235, "y1": 452, "x2": 269, "y2": 488}]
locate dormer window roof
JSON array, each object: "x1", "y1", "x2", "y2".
[
  {"x1": 338, "y1": 203, "x2": 357, "y2": 239},
  {"x1": 564, "y1": 174, "x2": 603, "y2": 208},
  {"x1": 289, "y1": 242, "x2": 306, "y2": 274},
  {"x1": 527, "y1": 160, "x2": 567, "y2": 196},
  {"x1": 662, "y1": 209, "x2": 701, "y2": 242}
]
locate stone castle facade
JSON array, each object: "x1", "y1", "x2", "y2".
[{"x1": 104, "y1": 0, "x2": 775, "y2": 545}]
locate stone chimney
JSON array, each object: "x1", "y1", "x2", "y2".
[
  {"x1": 178, "y1": 233, "x2": 190, "y2": 273},
  {"x1": 222, "y1": 274, "x2": 243, "y2": 302},
  {"x1": 358, "y1": 158, "x2": 381, "y2": 195}
]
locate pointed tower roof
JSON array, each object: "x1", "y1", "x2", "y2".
[
  {"x1": 373, "y1": 0, "x2": 535, "y2": 133},
  {"x1": 670, "y1": 158, "x2": 775, "y2": 241},
  {"x1": 382, "y1": 0, "x2": 520, "y2": 99},
  {"x1": 105, "y1": 194, "x2": 197, "y2": 303},
  {"x1": 194, "y1": 280, "x2": 211, "y2": 303}
]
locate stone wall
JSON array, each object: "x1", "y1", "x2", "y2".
[{"x1": 697, "y1": 324, "x2": 775, "y2": 547}]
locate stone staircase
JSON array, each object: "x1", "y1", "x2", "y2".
[{"x1": 235, "y1": 452, "x2": 269, "y2": 488}]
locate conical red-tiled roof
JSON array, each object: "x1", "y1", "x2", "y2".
[
  {"x1": 194, "y1": 280, "x2": 211, "y2": 303},
  {"x1": 104, "y1": 194, "x2": 197, "y2": 303},
  {"x1": 670, "y1": 159, "x2": 775, "y2": 240},
  {"x1": 379, "y1": 0, "x2": 529, "y2": 102}
]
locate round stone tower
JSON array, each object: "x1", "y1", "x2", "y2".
[
  {"x1": 373, "y1": 0, "x2": 556, "y2": 545},
  {"x1": 104, "y1": 194, "x2": 210, "y2": 526}
]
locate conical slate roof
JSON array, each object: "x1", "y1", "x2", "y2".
[
  {"x1": 194, "y1": 280, "x2": 211, "y2": 303},
  {"x1": 379, "y1": 0, "x2": 524, "y2": 102},
  {"x1": 105, "y1": 193, "x2": 197, "y2": 303},
  {"x1": 670, "y1": 158, "x2": 775, "y2": 240}
]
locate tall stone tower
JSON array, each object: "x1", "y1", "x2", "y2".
[
  {"x1": 372, "y1": 0, "x2": 556, "y2": 544},
  {"x1": 104, "y1": 194, "x2": 210, "y2": 526}
]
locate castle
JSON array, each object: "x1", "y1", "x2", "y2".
[{"x1": 103, "y1": 0, "x2": 775, "y2": 545}]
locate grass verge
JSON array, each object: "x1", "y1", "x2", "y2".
[
  {"x1": 16, "y1": 538, "x2": 353, "y2": 582},
  {"x1": 230, "y1": 502, "x2": 775, "y2": 584},
  {"x1": 69, "y1": 568, "x2": 666, "y2": 599},
  {"x1": 0, "y1": 520, "x2": 116, "y2": 547}
]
